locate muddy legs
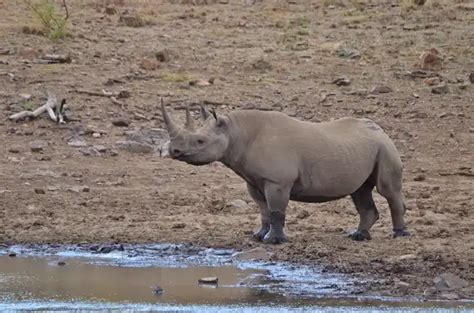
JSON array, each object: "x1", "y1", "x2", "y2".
[
  {"x1": 247, "y1": 182, "x2": 290, "y2": 244},
  {"x1": 247, "y1": 183, "x2": 270, "y2": 241},
  {"x1": 350, "y1": 184, "x2": 379, "y2": 241}
]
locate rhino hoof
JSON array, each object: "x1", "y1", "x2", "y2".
[
  {"x1": 349, "y1": 229, "x2": 372, "y2": 241},
  {"x1": 263, "y1": 234, "x2": 288, "y2": 245},
  {"x1": 252, "y1": 228, "x2": 270, "y2": 242},
  {"x1": 393, "y1": 229, "x2": 410, "y2": 238}
]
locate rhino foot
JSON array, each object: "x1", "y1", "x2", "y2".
[
  {"x1": 393, "y1": 228, "x2": 410, "y2": 238},
  {"x1": 263, "y1": 232, "x2": 288, "y2": 244},
  {"x1": 349, "y1": 229, "x2": 372, "y2": 241},
  {"x1": 252, "y1": 228, "x2": 270, "y2": 242}
]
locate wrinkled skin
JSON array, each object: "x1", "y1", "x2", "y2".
[{"x1": 160, "y1": 99, "x2": 410, "y2": 244}]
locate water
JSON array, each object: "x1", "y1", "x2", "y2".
[{"x1": 0, "y1": 244, "x2": 472, "y2": 312}]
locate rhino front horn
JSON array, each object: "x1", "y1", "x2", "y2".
[{"x1": 160, "y1": 98, "x2": 180, "y2": 135}]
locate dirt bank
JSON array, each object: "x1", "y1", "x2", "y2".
[{"x1": 0, "y1": 0, "x2": 472, "y2": 300}]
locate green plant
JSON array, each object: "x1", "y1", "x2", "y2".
[
  {"x1": 23, "y1": 100, "x2": 34, "y2": 111},
  {"x1": 24, "y1": 0, "x2": 69, "y2": 40}
]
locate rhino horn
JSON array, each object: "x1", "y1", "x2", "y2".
[
  {"x1": 184, "y1": 104, "x2": 195, "y2": 131},
  {"x1": 161, "y1": 98, "x2": 180, "y2": 135},
  {"x1": 200, "y1": 103, "x2": 213, "y2": 121}
]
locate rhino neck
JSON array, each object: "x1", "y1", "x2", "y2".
[{"x1": 219, "y1": 113, "x2": 254, "y2": 173}]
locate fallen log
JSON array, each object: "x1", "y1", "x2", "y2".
[{"x1": 9, "y1": 92, "x2": 67, "y2": 123}]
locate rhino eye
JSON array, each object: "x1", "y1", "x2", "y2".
[{"x1": 197, "y1": 139, "x2": 205, "y2": 145}]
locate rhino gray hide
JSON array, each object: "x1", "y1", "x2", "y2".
[{"x1": 160, "y1": 99, "x2": 410, "y2": 244}]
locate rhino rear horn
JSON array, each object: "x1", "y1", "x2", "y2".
[
  {"x1": 160, "y1": 98, "x2": 180, "y2": 135},
  {"x1": 200, "y1": 103, "x2": 213, "y2": 121}
]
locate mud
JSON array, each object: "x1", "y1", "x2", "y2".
[{"x1": 0, "y1": 0, "x2": 473, "y2": 300}]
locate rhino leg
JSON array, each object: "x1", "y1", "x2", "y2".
[
  {"x1": 349, "y1": 183, "x2": 379, "y2": 241},
  {"x1": 247, "y1": 183, "x2": 270, "y2": 242},
  {"x1": 387, "y1": 194, "x2": 410, "y2": 238},
  {"x1": 262, "y1": 182, "x2": 290, "y2": 244}
]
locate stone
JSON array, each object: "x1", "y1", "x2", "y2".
[
  {"x1": 160, "y1": 141, "x2": 170, "y2": 157},
  {"x1": 104, "y1": 6, "x2": 117, "y2": 15},
  {"x1": 93, "y1": 145, "x2": 107, "y2": 153},
  {"x1": 34, "y1": 188, "x2": 45, "y2": 194},
  {"x1": 296, "y1": 210, "x2": 310, "y2": 219},
  {"x1": 226, "y1": 199, "x2": 249, "y2": 210},
  {"x1": 198, "y1": 277, "x2": 218, "y2": 284},
  {"x1": 424, "y1": 77, "x2": 441, "y2": 86},
  {"x1": 8, "y1": 147, "x2": 20, "y2": 153},
  {"x1": 140, "y1": 57, "x2": 160, "y2": 71},
  {"x1": 8, "y1": 251, "x2": 16, "y2": 257},
  {"x1": 67, "y1": 186, "x2": 90, "y2": 193},
  {"x1": 18, "y1": 47, "x2": 39, "y2": 60},
  {"x1": 332, "y1": 77, "x2": 351, "y2": 86},
  {"x1": 335, "y1": 46, "x2": 361, "y2": 59},
  {"x1": 434, "y1": 273, "x2": 469, "y2": 291},
  {"x1": 232, "y1": 247, "x2": 273, "y2": 261},
  {"x1": 469, "y1": 72, "x2": 474, "y2": 83},
  {"x1": 431, "y1": 83, "x2": 449, "y2": 94},
  {"x1": 370, "y1": 85, "x2": 393, "y2": 94},
  {"x1": 30, "y1": 140, "x2": 47, "y2": 153},
  {"x1": 68, "y1": 139, "x2": 88, "y2": 147},
  {"x1": 153, "y1": 285, "x2": 164, "y2": 295},
  {"x1": 414, "y1": 174, "x2": 426, "y2": 182},
  {"x1": 155, "y1": 49, "x2": 171, "y2": 62},
  {"x1": 419, "y1": 48, "x2": 443, "y2": 71},
  {"x1": 57, "y1": 261, "x2": 66, "y2": 266},
  {"x1": 171, "y1": 223, "x2": 186, "y2": 229},
  {"x1": 239, "y1": 274, "x2": 272, "y2": 286},
  {"x1": 112, "y1": 118, "x2": 130, "y2": 127},
  {"x1": 92, "y1": 132, "x2": 102, "y2": 138},
  {"x1": 252, "y1": 59, "x2": 272, "y2": 72}
]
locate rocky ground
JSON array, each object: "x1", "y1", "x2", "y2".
[{"x1": 0, "y1": 0, "x2": 473, "y2": 300}]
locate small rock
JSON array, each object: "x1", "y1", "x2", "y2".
[
  {"x1": 92, "y1": 132, "x2": 102, "y2": 138},
  {"x1": 226, "y1": 199, "x2": 249, "y2": 210},
  {"x1": 155, "y1": 49, "x2": 171, "y2": 62},
  {"x1": 171, "y1": 223, "x2": 186, "y2": 229},
  {"x1": 335, "y1": 46, "x2": 361, "y2": 59},
  {"x1": 396, "y1": 281, "x2": 410, "y2": 288},
  {"x1": 36, "y1": 155, "x2": 51, "y2": 161},
  {"x1": 153, "y1": 285, "x2": 164, "y2": 295},
  {"x1": 104, "y1": 6, "x2": 117, "y2": 15},
  {"x1": 296, "y1": 210, "x2": 310, "y2": 219},
  {"x1": 233, "y1": 247, "x2": 273, "y2": 261},
  {"x1": 30, "y1": 140, "x2": 47, "y2": 153},
  {"x1": 140, "y1": 57, "x2": 160, "y2": 71},
  {"x1": 34, "y1": 188, "x2": 45, "y2": 194},
  {"x1": 431, "y1": 83, "x2": 449, "y2": 94},
  {"x1": 469, "y1": 72, "x2": 474, "y2": 83},
  {"x1": 370, "y1": 85, "x2": 393, "y2": 94},
  {"x1": 18, "y1": 47, "x2": 39, "y2": 60},
  {"x1": 19, "y1": 93, "x2": 32, "y2": 100},
  {"x1": 252, "y1": 59, "x2": 272, "y2": 72},
  {"x1": 332, "y1": 77, "x2": 351, "y2": 86},
  {"x1": 424, "y1": 77, "x2": 441, "y2": 86},
  {"x1": 57, "y1": 261, "x2": 66, "y2": 266},
  {"x1": 239, "y1": 274, "x2": 272, "y2": 286},
  {"x1": 198, "y1": 277, "x2": 218, "y2": 284},
  {"x1": 93, "y1": 145, "x2": 107, "y2": 153},
  {"x1": 112, "y1": 118, "x2": 130, "y2": 127},
  {"x1": 8, "y1": 147, "x2": 20, "y2": 153},
  {"x1": 419, "y1": 48, "x2": 443, "y2": 71},
  {"x1": 68, "y1": 139, "x2": 88, "y2": 147},
  {"x1": 414, "y1": 174, "x2": 426, "y2": 182},
  {"x1": 414, "y1": 0, "x2": 426, "y2": 5},
  {"x1": 8, "y1": 251, "x2": 16, "y2": 257},
  {"x1": 67, "y1": 186, "x2": 90, "y2": 193},
  {"x1": 434, "y1": 273, "x2": 469, "y2": 291},
  {"x1": 160, "y1": 141, "x2": 170, "y2": 157},
  {"x1": 440, "y1": 293, "x2": 459, "y2": 300}
]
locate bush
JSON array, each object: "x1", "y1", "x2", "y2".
[{"x1": 25, "y1": 0, "x2": 69, "y2": 40}]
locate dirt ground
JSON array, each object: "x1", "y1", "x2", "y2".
[{"x1": 0, "y1": 0, "x2": 473, "y2": 300}]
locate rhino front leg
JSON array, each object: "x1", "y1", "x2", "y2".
[
  {"x1": 263, "y1": 182, "x2": 291, "y2": 244},
  {"x1": 247, "y1": 183, "x2": 270, "y2": 242}
]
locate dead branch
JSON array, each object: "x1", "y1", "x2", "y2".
[{"x1": 9, "y1": 92, "x2": 66, "y2": 123}]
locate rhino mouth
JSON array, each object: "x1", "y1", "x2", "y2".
[{"x1": 174, "y1": 154, "x2": 209, "y2": 166}]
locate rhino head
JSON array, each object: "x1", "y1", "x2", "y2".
[{"x1": 160, "y1": 99, "x2": 231, "y2": 166}]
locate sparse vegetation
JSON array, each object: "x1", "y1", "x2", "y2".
[{"x1": 24, "y1": 0, "x2": 69, "y2": 40}]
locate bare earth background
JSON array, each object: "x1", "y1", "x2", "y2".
[{"x1": 0, "y1": 0, "x2": 473, "y2": 300}]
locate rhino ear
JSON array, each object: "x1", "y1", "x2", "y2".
[{"x1": 200, "y1": 104, "x2": 212, "y2": 121}]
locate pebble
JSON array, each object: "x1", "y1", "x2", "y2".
[
  {"x1": 434, "y1": 273, "x2": 469, "y2": 291},
  {"x1": 34, "y1": 188, "x2": 46, "y2": 194},
  {"x1": 112, "y1": 118, "x2": 130, "y2": 127},
  {"x1": 370, "y1": 85, "x2": 393, "y2": 94},
  {"x1": 57, "y1": 261, "x2": 66, "y2": 266},
  {"x1": 296, "y1": 210, "x2": 310, "y2": 219},
  {"x1": 431, "y1": 83, "x2": 449, "y2": 94},
  {"x1": 8, "y1": 147, "x2": 20, "y2": 153},
  {"x1": 226, "y1": 199, "x2": 249, "y2": 210},
  {"x1": 469, "y1": 72, "x2": 474, "y2": 83},
  {"x1": 116, "y1": 140, "x2": 154, "y2": 154},
  {"x1": 171, "y1": 223, "x2": 186, "y2": 229},
  {"x1": 332, "y1": 77, "x2": 351, "y2": 86},
  {"x1": 140, "y1": 57, "x2": 160, "y2": 71},
  {"x1": 153, "y1": 285, "x2": 164, "y2": 295},
  {"x1": 414, "y1": 174, "x2": 426, "y2": 182},
  {"x1": 30, "y1": 140, "x2": 47, "y2": 153},
  {"x1": 8, "y1": 251, "x2": 16, "y2": 257},
  {"x1": 198, "y1": 277, "x2": 218, "y2": 284},
  {"x1": 419, "y1": 48, "x2": 443, "y2": 71}
]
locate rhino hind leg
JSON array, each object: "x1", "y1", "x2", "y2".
[
  {"x1": 262, "y1": 182, "x2": 291, "y2": 244},
  {"x1": 247, "y1": 183, "x2": 270, "y2": 242},
  {"x1": 349, "y1": 182, "x2": 379, "y2": 241}
]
